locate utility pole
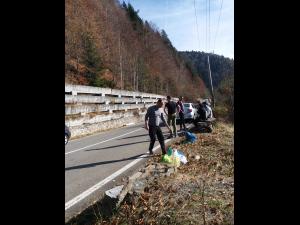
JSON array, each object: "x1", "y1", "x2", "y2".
[{"x1": 207, "y1": 55, "x2": 215, "y2": 107}]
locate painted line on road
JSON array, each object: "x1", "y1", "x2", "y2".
[
  {"x1": 65, "y1": 138, "x2": 171, "y2": 211},
  {"x1": 68, "y1": 122, "x2": 144, "y2": 143},
  {"x1": 65, "y1": 124, "x2": 193, "y2": 211},
  {"x1": 65, "y1": 128, "x2": 143, "y2": 156}
]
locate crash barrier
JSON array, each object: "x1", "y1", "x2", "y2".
[{"x1": 65, "y1": 84, "x2": 178, "y2": 137}]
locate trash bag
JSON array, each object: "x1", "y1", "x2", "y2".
[
  {"x1": 162, "y1": 149, "x2": 180, "y2": 167},
  {"x1": 162, "y1": 154, "x2": 173, "y2": 163},
  {"x1": 185, "y1": 132, "x2": 197, "y2": 143},
  {"x1": 167, "y1": 147, "x2": 173, "y2": 156},
  {"x1": 177, "y1": 150, "x2": 184, "y2": 156},
  {"x1": 174, "y1": 150, "x2": 188, "y2": 164},
  {"x1": 173, "y1": 155, "x2": 180, "y2": 167},
  {"x1": 171, "y1": 150, "x2": 181, "y2": 167}
]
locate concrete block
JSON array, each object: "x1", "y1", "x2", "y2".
[
  {"x1": 102, "y1": 185, "x2": 124, "y2": 217},
  {"x1": 105, "y1": 185, "x2": 124, "y2": 199}
]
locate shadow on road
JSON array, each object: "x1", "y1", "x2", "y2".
[
  {"x1": 65, "y1": 153, "x2": 150, "y2": 171},
  {"x1": 85, "y1": 140, "x2": 150, "y2": 151},
  {"x1": 118, "y1": 133, "x2": 149, "y2": 140},
  {"x1": 119, "y1": 130, "x2": 171, "y2": 141}
]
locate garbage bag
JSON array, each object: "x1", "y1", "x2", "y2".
[
  {"x1": 185, "y1": 132, "x2": 197, "y2": 143},
  {"x1": 162, "y1": 151, "x2": 180, "y2": 167},
  {"x1": 174, "y1": 150, "x2": 188, "y2": 164},
  {"x1": 162, "y1": 154, "x2": 172, "y2": 163},
  {"x1": 167, "y1": 147, "x2": 173, "y2": 156},
  {"x1": 173, "y1": 155, "x2": 180, "y2": 167}
]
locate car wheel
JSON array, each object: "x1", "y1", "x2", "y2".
[
  {"x1": 65, "y1": 134, "x2": 69, "y2": 145},
  {"x1": 207, "y1": 125, "x2": 213, "y2": 133}
]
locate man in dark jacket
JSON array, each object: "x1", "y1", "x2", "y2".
[
  {"x1": 164, "y1": 96, "x2": 177, "y2": 138},
  {"x1": 176, "y1": 96, "x2": 186, "y2": 131},
  {"x1": 197, "y1": 101, "x2": 206, "y2": 121}
]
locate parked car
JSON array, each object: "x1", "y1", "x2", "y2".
[
  {"x1": 176, "y1": 103, "x2": 198, "y2": 122},
  {"x1": 65, "y1": 125, "x2": 71, "y2": 145}
]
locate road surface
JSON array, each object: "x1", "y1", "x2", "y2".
[{"x1": 65, "y1": 122, "x2": 189, "y2": 222}]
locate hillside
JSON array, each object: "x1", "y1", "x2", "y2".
[
  {"x1": 180, "y1": 51, "x2": 234, "y2": 89},
  {"x1": 180, "y1": 51, "x2": 234, "y2": 120},
  {"x1": 65, "y1": 0, "x2": 206, "y2": 101}
]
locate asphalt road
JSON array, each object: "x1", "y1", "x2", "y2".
[{"x1": 65, "y1": 122, "x2": 189, "y2": 222}]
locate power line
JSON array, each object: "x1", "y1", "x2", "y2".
[
  {"x1": 205, "y1": 0, "x2": 208, "y2": 52},
  {"x1": 164, "y1": 0, "x2": 169, "y2": 30},
  {"x1": 208, "y1": 0, "x2": 211, "y2": 52},
  {"x1": 213, "y1": 0, "x2": 224, "y2": 52},
  {"x1": 193, "y1": 0, "x2": 201, "y2": 51}
]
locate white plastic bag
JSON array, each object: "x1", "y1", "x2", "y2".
[{"x1": 174, "y1": 149, "x2": 188, "y2": 164}]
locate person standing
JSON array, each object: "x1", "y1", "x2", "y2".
[
  {"x1": 177, "y1": 96, "x2": 186, "y2": 131},
  {"x1": 197, "y1": 100, "x2": 206, "y2": 121},
  {"x1": 203, "y1": 100, "x2": 213, "y2": 119},
  {"x1": 145, "y1": 99, "x2": 172, "y2": 155},
  {"x1": 164, "y1": 96, "x2": 177, "y2": 138}
]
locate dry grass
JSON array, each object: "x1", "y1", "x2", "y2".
[{"x1": 94, "y1": 121, "x2": 234, "y2": 225}]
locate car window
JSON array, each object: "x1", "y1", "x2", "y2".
[{"x1": 183, "y1": 103, "x2": 190, "y2": 107}]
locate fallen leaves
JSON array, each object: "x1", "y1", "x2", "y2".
[{"x1": 97, "y1": 122, "x2": 234, "y2": 225}]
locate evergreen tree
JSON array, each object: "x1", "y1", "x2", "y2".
[{"x1": 82, "y1": 33, "x2": 102, "y2": 86}]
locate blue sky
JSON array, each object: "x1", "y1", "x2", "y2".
[{"x1": 120, "y1": 0, "x2": 234, "y2": 59}]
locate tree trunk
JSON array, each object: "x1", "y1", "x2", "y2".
[{"x1": 119, "y1": 33, "x2": 123, "y2": 89}]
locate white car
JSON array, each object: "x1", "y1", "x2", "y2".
[{"x1": 176, "y1": 103, "x2": 198, "y2": 122}]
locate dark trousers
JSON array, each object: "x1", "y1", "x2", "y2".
[
  {"x1": 198, "y1": 108, "x2": 206, "y2": 120},
  {"x1": 148, "y1": 125, "x2": 166, "y2": 154},
  {"x1": 179, "y1": 112, "x2": 186, "y2": 130}
]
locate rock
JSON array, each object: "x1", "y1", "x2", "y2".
[
  {"x1": 194, "y1": 155, "x2": 200, "y2": 160},
  {"x1": 105, "y1": 185, "x2": 124, "y2": 199},
  {"x1": 165, "y1": 167, "x2": 175, "y2": 177},
  {"x1": 132, "y1": 180, "x2": 146, "y2": 194},
  {"x1": 102, "y1": 185, "x2": 124, "y2": 217}
]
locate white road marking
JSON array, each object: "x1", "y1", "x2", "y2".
[
  {"x1": 65, "y1": 124, "x2": 193, "y2": 211},
  {"x1": 65, "y1": 128, "x2": 143, "y2": 156},
  {"x1": 68, "y1": 122, "x2": 144, "y2": 143},
  {"x1": 65, "y1": 139, "x2": 171, "y2": 210}
]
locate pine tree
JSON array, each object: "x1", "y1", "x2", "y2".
[{"x1": 82, "y1": 33, "x2": 102, "y2": 86}]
